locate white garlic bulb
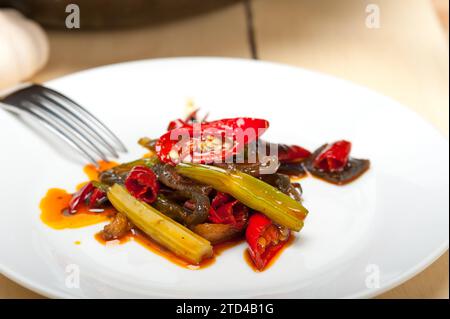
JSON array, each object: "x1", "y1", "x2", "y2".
[{"x1": 0, "y1": 9, "x2": 49, "y2": 90}]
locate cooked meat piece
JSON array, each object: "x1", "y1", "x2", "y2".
[{"x1": 101, "y1": 213, "x2": 132, "y2": 241}]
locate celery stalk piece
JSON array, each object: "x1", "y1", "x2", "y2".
[
  {"x1": 176, "y1": 163, "x2": 308, "y2": 232},
  {"x1": 107, "y1": 184, "x2": 213, "y2": 264}
]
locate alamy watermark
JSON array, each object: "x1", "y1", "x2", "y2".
[
  {"x1": 64, "y1": 4, "x2": 381, "y2": 30},
  {"x1": 65, "y1": 4, "x2": 80, "y2": 29},
  {"x1": 65, "y1": 263, "x2": 80, "y2": 289},
  {"x1": 365, "y1": 264, "x2": 381, "y2": 289},
  {"x1": 163, "y1": 124, "x2": 280, "y2": 174},
  {"x1": 365, "y1": 4, "x2": 381, "y2": 29}
]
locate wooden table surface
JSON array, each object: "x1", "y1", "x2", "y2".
[{"x1": 1, "y1": 0, "x2": 448, "y2": 299}]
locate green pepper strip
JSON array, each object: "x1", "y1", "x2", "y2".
[
  {"x1": 152, "y1": 194, "x2": 186, "y2": 223},
  {"x1": 175, "y1": 163, "x2": 308, "y2": 232}
]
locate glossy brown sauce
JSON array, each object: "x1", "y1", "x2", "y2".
[
  {"x1": 243, "y1": 234, "x2": 296, "y2": 272},
  {"x1": 95, "y1": 230, "x2": 244, "y2": 270},
  {"x1": 83, "y1": 160, "x2": 119, "y2": 181}
]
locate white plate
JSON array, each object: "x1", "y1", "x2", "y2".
[{"x1": 0, "y1": 58, "x2": 448, "y2": 299}]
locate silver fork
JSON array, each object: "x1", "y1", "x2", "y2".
[{"x1": 0, "y1": 84, "x2": 127, "y2": 165}]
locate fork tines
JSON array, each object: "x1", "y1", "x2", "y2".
[{"x1": 1, "y1": 84, "x2": 127, "y2": 165}]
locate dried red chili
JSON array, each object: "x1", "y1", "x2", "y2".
[
  {"x1": 156, "y1": 117, "x2": 270, "y2": 165},
  {"x1": 88, "y1": 188, "x2": 107, "y2": 208},
  {"x1": 207, "y1": 192, "x2": 248, "y2": 230},
  {"x1": 245, "y1": 213, "x2": 290, "y2": 270},
  {"x1": 69, "y1": 182, "x2": 107, "y2": 214},
  {"x1": 313, "y1": 140, "x2": 352, "y2": 172},
  {"x1": 69, "y1": 182, "x2": 94, "y2": 214},
  {"x1": 211, "y1": 191, "x2": 231, "y2": 208},
  {"x1": 125, "y1": 166, "x2": 160, "y2": 204}
]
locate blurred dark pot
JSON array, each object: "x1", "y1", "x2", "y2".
[{"x1": 0, "y1": 0, "x2": 244, "y2": 29}]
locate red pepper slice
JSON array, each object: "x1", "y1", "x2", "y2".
[
  {"x1": 88, "y1": 188, "x2": 107, "y2": 208},
  {"x1": 167, "y1": 118, "x2": 188, "y2": 131},
  {"x1": 313, "y1": 140, "x2": 352, "y2": 172},
  {"x1": 208, "y1": 205, "x2": 248, "y2": 230},
  {"x1": 208, "y1": 192, "x2": 248, "y2": 230},
  {"x1": 69, "y1": 182, "x2": 94, "y2": 214},
  {"x1": 211, "y1": 191, "x2": 231, "y2": 208},
  {"x1": 69, "y1": 182, "x2": 106, "y2": 214},
  {"x1": 245, "y1": 213, "x2": 290, "y2": 270},
  {"x1": 156, "y1": 118, "x2": 270, "y2": 165},
  {"x1": 278, "y1": 144, "x2": 311, "y2": 163},
  {"x1": 125, "y1": 166, "x2": 160, "y2": 204}
]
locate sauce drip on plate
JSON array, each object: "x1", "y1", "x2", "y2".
[
  {"x1": 40, "y1": 188, "x2": 115, "y2": 229},
  {"x1": 40, "y1": 161, "x2": 119, "y2": 229},
  {"x1": 84, "y1": 160, "x2": 119, "y2": 181},
  {"x1": 95, "y1": 230, "x2": 244, "y2": 270}
]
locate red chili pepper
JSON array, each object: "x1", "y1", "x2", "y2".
[
  {"x1": 211, "y1": 191, "x2": 232, "y2": 208},
  {"x1": 167, "y1": 118, "x2": 188, "y2": 131},
  {"x1": 245, "y1": 213, "x2": 290, "y2": 270},
  {"x1": 313, "y1": 140, "x2": 352, "y2": 172},
  {"x1": 125, "y1": 166, "x2": 160, "y2": 204},
  {"x1": 69, "y1": 182, "x2": 94, "y2": 214},
  {"x1": 88, "y1": 188, "x2": 107, "y2": 208},
  {"x1": 69, "y1": 182, "x2": 107, "y2": 213},
  {"x1": 207, "y1": 192, "x2": 248, "y2": 229},
  {"x1": 278, "y1": 144, "x2": 311, "y2": 163},
  {"x1": 156, "y1": 118, "x2": 270, "y2": 164}
]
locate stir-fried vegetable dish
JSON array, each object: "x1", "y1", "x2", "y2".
[{"x1": 40, "y1": 110, "x2": 370, "y2": 271}]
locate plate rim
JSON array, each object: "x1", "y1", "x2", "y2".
[{"x1": 1, "y1": 57, "x2": 448, "y2": 299}]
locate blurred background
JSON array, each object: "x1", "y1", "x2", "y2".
[{"x1": 0, "y1": 0, "x2": 448, "y2": 298}]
